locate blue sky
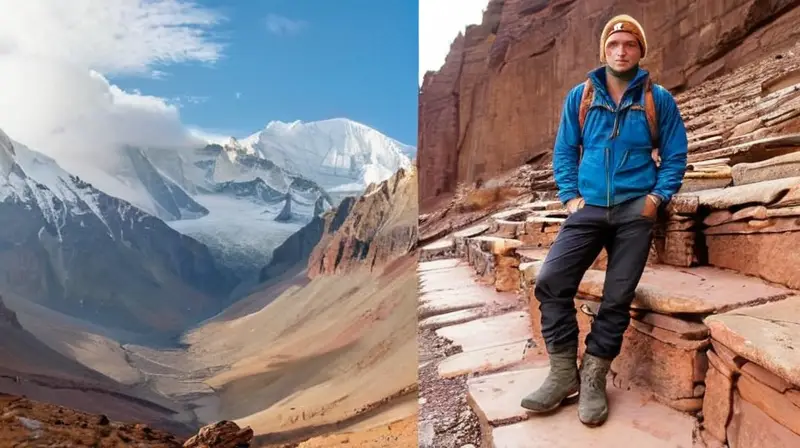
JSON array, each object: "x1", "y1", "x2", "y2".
[{"x1": 108, "y1": 1, "x2": 419, "y2": 145}]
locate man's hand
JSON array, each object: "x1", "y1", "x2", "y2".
[
  {"x1": 641, "y1": 194, "x2": 661, "y2": 220},
  {"x1": 566, "y1": 197, "x2": 585, "y2": 214}
]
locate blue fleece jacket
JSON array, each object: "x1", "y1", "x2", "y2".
[{"x1": 552, "y1": 66, "x2": 688, "y2": 207}]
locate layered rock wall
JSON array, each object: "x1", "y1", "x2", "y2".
[
  {"x1": 418, "y1": 0, "x2": 800, "y2": 208},
  {"x1": 307, "y1": 167, "x2": 418, "y2": 278},
  {"x1": 258, "y1": 197, "x2": 355, "y2": 283}
]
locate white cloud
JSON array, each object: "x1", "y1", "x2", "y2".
[
  {"x1": 151, "y1": 70, "x2": 170, "y2": 80},
  {"x1": 0, "y1": 0, "x2": 224, "y2": 76},
  {"x1": 187, "y1": 127, "x2": 237, "y2": 145},
  {"x1": 265, "y1": 14, "x2": 307, "y2": 36},
  {"x1": 172, "y1": 95, "x2": 210, "y2": 107},
  {"x1": 0, "y1": 0, "x2": 222, "y2": 170},
  {"x1": 418, "y1": 0, "x2": 488, "y2": 85}
]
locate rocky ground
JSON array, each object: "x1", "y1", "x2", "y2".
[
  {"x1": 0, "y1": 394, "x2": 252, "y2": 447},
  {"x1": 294, "y1": 414, "x2": 417, "y2": 448},
  {"x1": 417, "y1": 329, "x2": 481, "y2": 448}
]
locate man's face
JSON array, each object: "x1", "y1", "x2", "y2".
[{"x1": 605, "y1": 31, "x2": 641, "y2": 72}]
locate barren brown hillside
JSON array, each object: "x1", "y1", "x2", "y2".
[{"x1": 0, "y1": 166, "x2": 420, "y2": 447}]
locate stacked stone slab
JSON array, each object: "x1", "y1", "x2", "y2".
[
  {"x1": 418, "y1": 238, "x2": 456, "y2": 262},
  {"x1": 465, "y1": 236, "x2": 522, "y2": 292},
  {"x1": 698, "y1": 176, "x2": 800, "y2": 290},
  {"x1": 700, "y1": 297, "x2": 800, "y2": 446},
  {"x1": 488, "y1": 208, "x2": 530, "y2": 239},
  {"x1": 452, "y1": 224, "x2": 490, "y2": 258},
  {"x1": 445, "y1": 200, "x2": 568, "y2": 292},
  {"x1": 522, "y1": 259, "x2": 795, "y2": 413},
  {"x1": 517, "y1": 159, "x2": 800, "y2": 416}
]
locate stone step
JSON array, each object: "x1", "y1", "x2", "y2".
[
  {"x1": 732, "y1": 150, "x2": 800, "y2": 186},
  {"x1": 578, "y1": 264, "x2": 795, "y2": 315},
  {"x1": 452, "y1": 223, "x2": 491, "y2": 258},
  {"x1": 523, "y1": 261, "x2": 794, "y2": 315},
  {"x1": 660, "y1": 177, "x2": 800, "y2": 285},
  {"x1": 522, "y1": 261, "x2": 796, "y2": 413},
  {"x1": 419, "y1": 238, "x2": 455, "y2": 262},
  {"x1": 418, "y1": 285, "x2": 504, "y2": 319},
  {"x1": 418, "y1": 258, "x2": 463, "y2": 272},
  {"x1": 435, "y1": 311, "x2": 531, "y2": 352},
  {"x1": 418, "y1": 308, "x2": 483, "y2": 331},
  {"x1": 519, "y1": 216, "x2": 563, "y2": 248},
  {"x1": 682, "y1": 176, "x2": 800, "y2": 272},
  {"x1": 418, "y1": 264, "x2": 477, "y2": 295},
  {"x1": 464, "y1": 236, "x2": 523, "y2": 292},
  {"x1": 517, "y1": 200, "x2": 563, "y2": 211},
  {"x1": 490, "y1": 208, "x2": 531, "y2": 239},
  {"x1": 437, "y1": 340, "x2": 528, "y2": 379},
  {"x1": 700, "y1": 296, "x2": 800, "y2": 446},
  {"x1": 467, "y1": 367, "x2": 696, "y2": 447},
  {"x1": 516, "y1": 247, "x2": 548, "y2": 263}
]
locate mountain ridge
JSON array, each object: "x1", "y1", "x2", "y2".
[{"x1": 0, "y1": 127, "x2": 238, "y2": 337}]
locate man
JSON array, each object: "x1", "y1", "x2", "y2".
[{"x1": 520, "y1": 15, "x2": 688, "y2": 426}]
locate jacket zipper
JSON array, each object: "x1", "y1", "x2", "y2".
[
  {"x1": 607, "y1": 105, "x2": 619, "y2": 207},
  {"x1": 619, "y1": 150, "x2": 629, "y2": 167},
  {"x1": 605, "y1": 147, "x2": 611, "y2": 207}
]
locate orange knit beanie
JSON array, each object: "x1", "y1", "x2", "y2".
[{"x1": 599, "y1": 14, "x2": 647, "y2": 63}]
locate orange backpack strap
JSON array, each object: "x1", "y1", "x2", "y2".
[
  {"x1": 644, "y1": 77, "x2": 659, "y2": 147},
  {"x1": 643, "y1": 76, "x2": 661, "y2": 165},
  {"x1": 577, "y1": 76, "x2": 660, "y2": 163},
  {"x1": 578, "y1": 78, "x2": 594, "y2": 139}
]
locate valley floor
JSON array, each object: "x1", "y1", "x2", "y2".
[{"x1": 2, "y1": 253, "x2": 419, "y2": 446}]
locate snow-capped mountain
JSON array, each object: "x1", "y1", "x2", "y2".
[
  {"x1": 136, "y1": 142, "x2": 336, "y2": 280},
  {"x1": 6, "y1": 117, "x2": 413, "y2": 288},
  {"x1": 0, "y1": 127, "x2": 237, "y2": 337},
  {"x1": 53, "y1": 145, "x2": 209, "y2": 223},
  {"x1": 231, "y1": 118, "x2": 415, "y2": 199}
]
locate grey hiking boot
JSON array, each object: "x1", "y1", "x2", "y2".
[
  {"x1": 578, "y1": 352, "x2": 612, "y2": 426},
  {"x1": 520, "y1": 347, "x2": 579, "y2": 412}
]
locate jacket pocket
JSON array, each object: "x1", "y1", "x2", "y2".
[
  {"x1": 578, "y1": 146, "x2": 606, "y2": 202},
  {"x1": 614, "y1": 146, "x2": 657, "y2": 197}
]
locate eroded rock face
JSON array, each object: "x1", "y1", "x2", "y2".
[
  {"x1": 307, "y1": 167, "x2": 418, "y2": 278},
  {"x1": 418, "y1": 0, "x2": 800, "y2": 206},
  {"x1": 0, "y1": 296, "x2": 21, "y2": 330},
  {"x1": 182, "y1": 421, "x2": 254, "y2": 448},
  {"x1": 0, "y1": 394, "x2": 186, "y2": 447},
  {"x1": 0, "y1": 394, "x2": 254, "y2": 448}
]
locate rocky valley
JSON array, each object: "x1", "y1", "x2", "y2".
[{"x1": 0, "y1": 115, "x2": 418, "y2": 446}]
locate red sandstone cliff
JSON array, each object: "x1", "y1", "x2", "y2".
[
  {"x1": 418, "y1": 0, "x2": 800, "y2": 210},
  {"x1": 307, "y1": 166, "x2": 418, "y2": 278}
]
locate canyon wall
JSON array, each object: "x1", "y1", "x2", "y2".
[
  {"x1": 307, "y1": 166, "x2": 418, "y2": 278},
  {"x1": 417, "y1": 0, "x2": 800, "y2": 209}
]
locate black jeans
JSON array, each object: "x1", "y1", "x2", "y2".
[{"x1": 534, "y1": 195, "x2": 654, "y2": 360}]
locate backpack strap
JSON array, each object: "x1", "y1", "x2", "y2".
[
  {"x1": 576, "y1": 75, "x2": 661, "y2": 165},
  {"x1": 643, "y1": 76, "x2": 661, "y2": 166},
  {"x1": 643, "y1": 77, "x2": 660, "y2": 148},
  {"x1": 578, "y1": 78, "x2": 594, "y2": 141}
]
